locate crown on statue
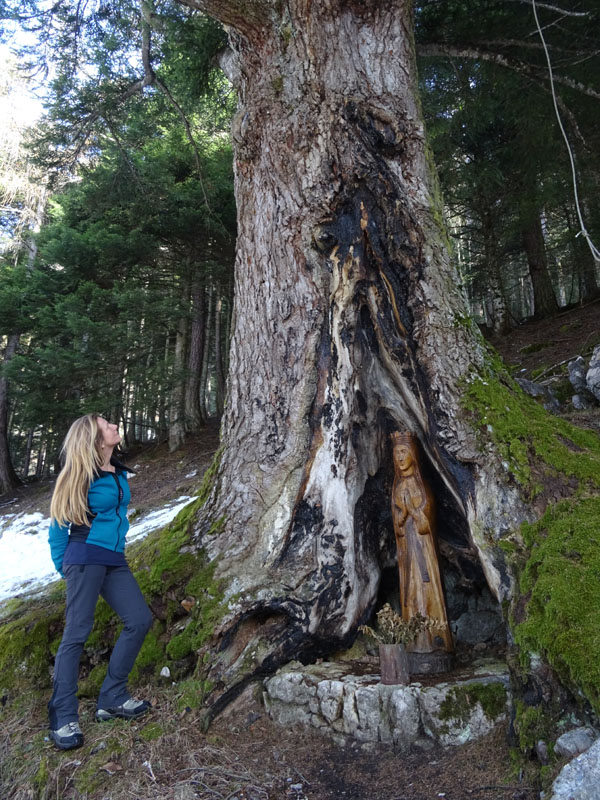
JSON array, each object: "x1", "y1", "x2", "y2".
[{"x1": 390, "y1": 430, "x2": 414, "y2": 444}]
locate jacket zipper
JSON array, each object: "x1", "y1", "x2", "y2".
[{"x1": 112, "y1": 473, "x2": 124, "y2": 551}]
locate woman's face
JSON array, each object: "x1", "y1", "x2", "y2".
[
  {"x1": 393, "y1": 443, "x2": 414, "y2": 471},
  {"x1": 97, "y1": 417, "x2": 122, "y2": 449}
]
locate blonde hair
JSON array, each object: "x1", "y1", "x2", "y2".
[{"x1": 50, "y1": 413, "x2": 105, "y2": 527}]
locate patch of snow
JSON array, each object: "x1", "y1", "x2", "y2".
[
  {"x1": 0, "y1": 496, "x2": 195, "y2": 603},
  {"x1": 127, "y1": 496, "x2": 193, "y2": 542},
  {"x1": 185, "y1": 469, "x2": 198, "y2": 479}
]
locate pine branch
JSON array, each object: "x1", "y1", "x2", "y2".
[{"x1": 418, "y1": 43, "x2": 600, "y2": 100}]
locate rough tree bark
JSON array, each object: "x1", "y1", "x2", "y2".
[
  {"x1": 480, "y1": 205, "x2": 511, "y2": 334},
  {"x1": 168, "y1": 278, "x2": 190, "y2": 452},
  {"x1": 0, "y1": 334, "x2": 22, "y2": 494},
  {"x1": 180, "y1": 0, "x2": 527, "y2": 716},
  {"x1": 520, "y1": 207, "x2": 559, "y2": 320},
  {"x1": 199, "y1": 285, "x2": 214, "y2": 423},
  {"x1": 214, "y1": 297, "x2": 225, "y2": 417},
  {"x1": 184, "y1": 277, "x2": 206, "y2": 431}
]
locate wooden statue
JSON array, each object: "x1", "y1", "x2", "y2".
[{"x1": 391, "y1": 431, "x2": 453, "y2": 655}]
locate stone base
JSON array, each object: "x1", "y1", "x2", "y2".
[
  {"x1": 264, "y1": 658, "x2": 510, "y2": 750},
  {"x1": 409, "y1": 650, "x2": 454, "y2": 675}
]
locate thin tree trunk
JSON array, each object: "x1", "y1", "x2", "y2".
[
  {"x1": 184, "y1": 277, "x2": 206, "y2": 432},
  {"x1": 35, "y1": 441, "x2": 45, "y2": 480},
  {"x1": 168, "y1": 280, "x2": 190, "y2": 452},
  {"x1": 200, "y1": 285, "x2": 214, "y2": 423},
  {"x1": 22, "y1": 428, "x2": 34, "y2": 479},
  {"x1": 0, "y1": 334, "x2": 22, "y2": 494},
  {"x1": 564, "y1": 203, "x2": 599, "y2": 303},
  {"x1": 157, "y1": 331, "x2": 170, "y2": 440},
  {"x1": 480, "y1": 206, "x2": 510, "y2": 334},
  {"x1": 215, "y1": 296, "x2": 225, "y2": 416}
]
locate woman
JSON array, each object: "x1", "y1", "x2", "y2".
[{"x1": 47, "y1": 413, "x2": 152, "y2": 750}]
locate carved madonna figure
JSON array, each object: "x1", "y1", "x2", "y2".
[{"x1": 391, "y1": 431, "x2": 453, "y2": 655}]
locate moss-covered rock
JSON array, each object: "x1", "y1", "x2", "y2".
[
  {"x1": 514, "y1": 497, "x2": 600, "y2": 714},
  {"x1": 0, "y1": 596, "x2": 64, "y2": 692},
  {"x1": 438, "y1": 681, "x2": 507, "y2": 726},
  {"x1": 464, "y1": 364, "x2": 600, "y2": 496},
  {"x1": 463, "y1": 355, "x2": 600, "y2": 771}
]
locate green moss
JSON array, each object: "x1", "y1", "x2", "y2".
[
  {"x1": 280, "y1": 23, "x2": 292, "y2": 46},
  {"x1": 0, "y1": 595, "x2": 27, "y2": 620},
  {"x1": 512, "y1": 698, "x2": 567, "y2": 764},
  {"x1": 174, "y1": 677, "x2": 215, "y2": 711},
  {"x1": 498, "y1": 539, "x2": 519, "y2": 556},
  {"x1": 139, "y1": 721, "x2": 164, "y2": 741},
  {"x1": 207, "y1": 515, "x2": 226, "y2": 536},
  {"x1": 165, "y1": 558, "x2": 225, "y2": 661},
  {"x1": 520, "y1": 342, "x2": 548, "y2": 355},
  {"x1": 33, "y1": 756, "x2": 50, "y2": 792},
  {"x1": 130, "y1": 624, "x2": 166, "y2": 682},
  {"x1": 73, "y1": 735, "x2": 125, "y2": 795},
  {"x1": 463, "y1": 366, "x2": 600, "y2": 494},
  {"x1": 85, "y1": 596, "x2": 119, "y2": 649},
  {"x1": 129, "y1": 447, "x2": 224, "y2": 598},
  {"x1": 78, "y1": 662, "x2": 107, "y2": 697},
  {"x1": 424, "y1": 139, "x2": 453, "y2": 252},
  {"x1": 0, "y1": 600, "x2": 63, "y2": 690},
  {"x1": 514, "y1": 497, "x2": 600, "y2": 712},
  {"x1": 271, "y1": 75, "x2": 284, "y2": 94},
  {"x1": 530, "y1": 365, "x2": 548, "y2": 381},
  {"x1": 439, "y1": 682, "x2": 507, "y2": 726}
]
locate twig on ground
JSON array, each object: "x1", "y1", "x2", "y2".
[
  {"x1": 292, "y1": 764, "x2": 311, "y2": 786},
  {"x1": 189, "y1": 778, "x2": 226, "y2": 797},
  {"x1": 465, "y1": 786, "x2": 538, "y2": 794}
]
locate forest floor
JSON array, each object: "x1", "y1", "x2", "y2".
[
  {"x1": 2, "y1": 301, "x2": 600, "y2": 800},
  {"x1": 489, "y1": 296, "x2": 600, "y2": 432},
  {"x1": 1, "y1": 682, "x2": 534, "y2": 800}
]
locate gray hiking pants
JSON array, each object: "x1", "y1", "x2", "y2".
[{"x1": 48, "y1": 563, "x2": 152, "y2": 729}]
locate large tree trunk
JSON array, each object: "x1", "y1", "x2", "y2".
[
  {"x1": 520, "y1": 209, "x2": 559, "y2": 319},
  {"x1": 185, "y1": 0, "x2": 526, "y2": 717}
]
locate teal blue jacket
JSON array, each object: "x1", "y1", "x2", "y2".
[{"x1": 48, "y1": 462, "x2": 131, "y2": 576}]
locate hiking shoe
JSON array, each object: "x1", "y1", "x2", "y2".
[
  {"x1": 49, "y1": 721, "x2": 83, "y2": 750},
  {"x1": 95, "y1": 698, "x2": 151, "y2": 721}
]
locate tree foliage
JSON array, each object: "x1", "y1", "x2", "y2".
[
  {"x1": 1, "y1": 0, "x2": 599, "y2": 483},
  {"x1": 0, "y1": 10, "x2": 236, "y2": 478}
]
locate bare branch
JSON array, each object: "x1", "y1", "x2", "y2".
[
  {"x1": 418, "y1": 44, "x2": 600, "y2": 100},
  {"x1": 481, "y1": 38, "x2": 582, "y2": 53},
  {"x1": 153, "y1": 75, "x2": 215, "y2": 217},
  {"x1": 503, "y1": 0, "x2": 590, "y2": 17},
  {"x1": 101, "y1": 117, "x2": 146, "y2": 189}
]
